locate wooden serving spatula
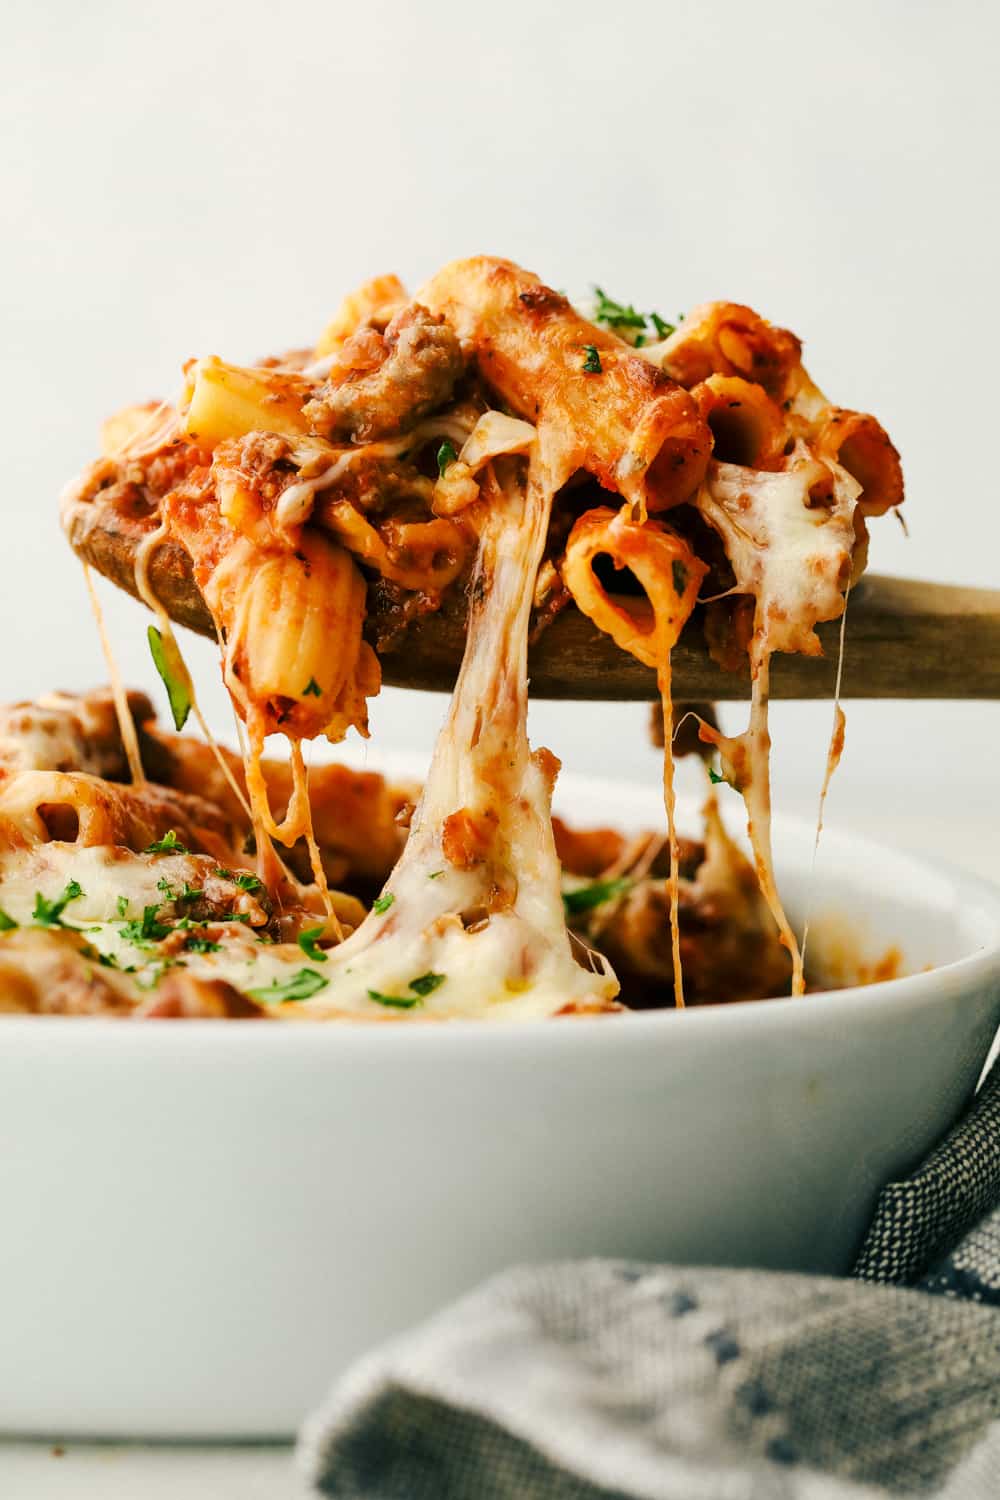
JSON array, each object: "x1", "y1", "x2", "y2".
[{"x1": 66, "y1": 499, "x2": 1000, "y2": 700}]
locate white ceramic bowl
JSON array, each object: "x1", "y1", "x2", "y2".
[{"x1": 2, "y1": 777, "x2": 1000, "y2": 1439}]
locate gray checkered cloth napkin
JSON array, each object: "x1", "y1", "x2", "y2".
[{"x1": 299, "y1": 1062, "x2": 1000, "y2": 1499}]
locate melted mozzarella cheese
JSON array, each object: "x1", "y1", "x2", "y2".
[
  {"x1": 0, "y1": 695, "x2": 117, "y2": 780},
  {"x1": 692, "y1": 449, "x2": 861, "y2": 997},
  {"x1": 695, "y1": 446, "x2": 861, "y2": 656},
  {"x1": 0, "y1": 844, "x2": 192, "y2": 925},
  {"x1": 300, "y1": 457, "x2": 618, "y2": 1020}
]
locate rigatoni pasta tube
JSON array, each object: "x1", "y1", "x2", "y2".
[
  {"x1": 813, "y1": 408, "x2": 904, "y2": 518},
  {"x1": 0, "y1": 770, "x2": 236, "y2": 856},
  {"x1": 561, "y1": 507, "x2": 707, "y2": 667},
  {"x1": 561, "y1": 506, "x2": 706, "y2": 1008},
  {"x1": 418, "y1": 257, "x2": 711, "y2": 513},
  {"x1": 690, "y1": 375, "x2": 789, "y2": 471},
  {"x1": 654, "y1": 301, "x2": 803, "y2": 401},
  {"x1": 182, "y1": 357, "x2": 313, "y2": 445},
  {"x1": 205, "y1": 531, "x2": 378, "y2": 742}
]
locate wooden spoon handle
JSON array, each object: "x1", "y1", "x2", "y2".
[
  {"x1": 66, "y1": 503, "x2": 1000, "y2": 700},
  {"x1": 388, "y1": 574, "x2": 1000, "y2": 700}
]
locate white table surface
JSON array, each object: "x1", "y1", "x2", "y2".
[
  {"x1": 2, "y1": 1442, "x2": 302, "y2": 1499},
  {"x1": 4, "y1": 808, "x2": 997, "y2": 1497}
]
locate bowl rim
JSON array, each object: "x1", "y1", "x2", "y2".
[{"x1": 2, "y1": 800, "x2": 999, "y2": 1051}]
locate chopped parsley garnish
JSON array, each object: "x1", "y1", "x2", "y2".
[
  {"x1": 372, "y1": 892, "x2": 394, "y2": 915},
  {"x1": 0, "y1": 906, "x2": 17, "y2": 932},
  {"x1": 582, "y1": 344, "x2": 603, "y2": 374},
  {"x1": 232, "y1": 872, "x2": 263, "y2": 894},
  {"x1": 592, "y1": 287, "x2": 646, "y2": 333},
  {"x1": 297, "y1": 926, "x2": 328, "y2": 963},
  {"x1": 591, "y1": 288, "x2": 675, "y2": 344},
  {"x1": 181, "y1": 883, "x2": 205, "y2": 902},
  {"x1": 303, "y1": 677, "x2": 323, "y2": 697},
  {"x1": 145, "y1": 830, "x2": 188, "y2": 855},
  {"x1": 116, "y1": 895, "x2": 129, "y2": 918},
  {"x1": 185, "y1": 936, "x2": 221, "y2": 954},
  {"x1": 368, "y1": 971, "x2": 445, "y2": 1008},
  {"x1": 428, "y1": 870, "x2": 445, "y2": 880},
  {"x1": 707, "y1": 766, "x2": 728, "y2": 786},
  {"x1": 157, "y1": 877, "x2": 175, "y2": 896},
  {"x1": 248, "y1": 968, "x2": 328, "y2": 1003},
  {"x1": 32, "y1": 880, "x2": 85, "y2": 927},
  {"x1": 367, "y1": 988, "x2": 421, "y2": 1010},
  {"x1": 671, "y1": 560, "x2": 689, "y2": 596},
  {"x1": 409, "y1": 972, "x2": 445, "y2": 997},
  {"x1": 650, "y1": 311, "x2": 675, "y2": 339},
  {"x1": 436, "y1": 440, "x2": 458, "y2": 476},
  {"x1": 562, "y1": 876, "x2": 632, "y2": 916},
  {"x1": 147, "y1": 624, "x2": 193, "y2": 731},
  {"x1": 215, "y1": 867, "x2": 233, "y2": 881},
  {"x1": 120, "y1": 904, "x2": 172, "y2": 944}
]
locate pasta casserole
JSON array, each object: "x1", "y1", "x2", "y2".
[{"x1": 3, "y1": 256, "x2": 903, "y2": 1018}]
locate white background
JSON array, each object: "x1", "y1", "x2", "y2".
[
  {"x1": 2, "y1": 0, "x2": 998, "y2": 873},
  {"x1": 1, "y1": 4, "x2": 998, "y2": 1486}
]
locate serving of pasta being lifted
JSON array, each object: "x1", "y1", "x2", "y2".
[{"x1": 3, "y1": 256, "x2": 902, "y2": 1019}]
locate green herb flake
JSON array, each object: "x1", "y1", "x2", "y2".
[
  {"x1": 181, "y1": 883, "x2": 205, "y2": 903},
  {"x1": 562, "y1": 876, "x2": 632, "y2": 916},
  {"x1": 116, "y1": 895, "x2": 129, "y2": 918},
  {"x1": 367, "y1": 988, "x2": 422, "y2": 1010},
  {"x1": 185, "y1": 936, "x2": 222, "y2": 954},
  {"x1": 372, "y1": 892, "x2": 395, "y2": 915},
  {"x1": 436, "y1": 440, "x2": 458, "y2": 476},
  {"x1": 248, "y1": 968, "x2": 328, "y2": 1004},
  {"x1": 215, "y1": 867, "x2": 233, "y2": 881},
  {"x1": 707, "y1": 766, "x2": 728, "y2": 786},
  {"x1": 671, "y1": 560, "x2": 689, "y2": 596},
  {"x1": 156, "y1": 877, "x2": 175, "y2": 896},
  {"x1": 145, "y1": 830, "x2": 188, "y2": 855},
  {"x1": 147, "y1": 624, "x2": 193, "y2": 731},
  {"x1": 368, "y1": 970, "x2": 445, "y2": 1008},
  {"x1": 303, "y1": 677, "x2": 323, "y2": 698},
  {"x1": 120, "y1": 904, "x2": 173, "y2": 944},
  {"x1": 32, "y1": 880, "x2": 85, "y2": 927},
  {"x1": 0, "y1": 906, "x2": 18, "y2": 932},
  {"x1": 233, "y1": 872, "x2": 264, "y2": 894},
  {"x1": 428, "y1": 870, "x2": 445, "y2": 880},
  {"x1": 582, "y1": 344, "x2": 603, "y2": 374},
  {"x1": 409, "y1": 971, "x2": 445, "y2": 997},
  {"x1": 592, "y1": 288, "x2": 675, "y2": 344},
  {"x1": 592, "y1": 287, "x2": 646, "y2": 332},
  {"x1": 297, "y1": 926, "x2": 329, "y2": 963},
  {"x1": 650, "y1": 312, "x2": 676, "y2": 339}
]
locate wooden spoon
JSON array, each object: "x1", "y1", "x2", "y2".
[{"x1": 65, "y1": 500, "x2": 1000, "y2": 701}]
